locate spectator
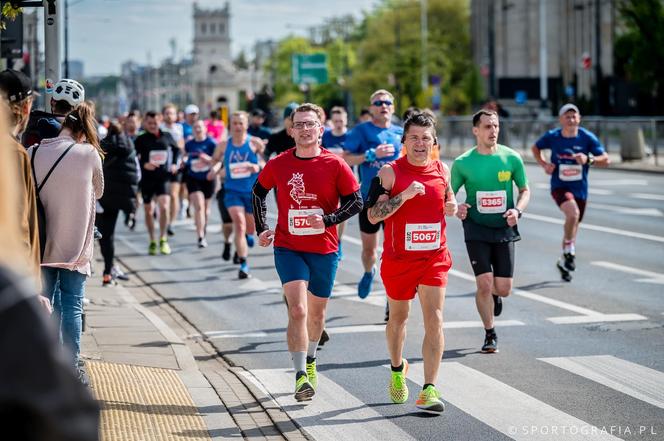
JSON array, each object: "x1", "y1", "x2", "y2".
[{"x1": 247, "y1": 108, "x2": 271, "y2": 141}]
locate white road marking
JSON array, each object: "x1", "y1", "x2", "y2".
[
  {"x1": 588, "y1": 188, "x2": 614, "y2": 196},
  {"x1": 539, "y1": 355, "x2": 664, "y2": 409},
  {"x1": 547, "y1": 314, "x2": 648, "y2": 325},
  {"x1": 243, "y1": 368, "x2": 416, "y2": 441},
  {"x1": 591, "y1": 261, "x2": 664, "y2": 285},
  {"x1": 631, "y1": 192, "x2": 664, "y2": 201},
  {"x1": 524, "y1": 212, "x2": 664, "y2": 243},
  {"x1": 405, "y1": 362, "x2": 621, "y2": 440},
  {"x1": 592, "y1": 179, "x2": 648, "y2": 186},
  {"x1": 591, "y1": 203, "x2": 662, "y2": 217}
]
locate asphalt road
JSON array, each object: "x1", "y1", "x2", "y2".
[{"x1": 113, "y1": 163, "x2": 664, "y2": 441}]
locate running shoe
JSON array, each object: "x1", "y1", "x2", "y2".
[
  {"x1": 358, "y1": 267, "x2": 376, "y2": 299},
  {"x1": 159, "y1": 238, "x2": 171, "y2": 255},
  {"x1": 294, "y1": 372, "x2": 315, "y2": 401},
  {"x1": 233, "y1": 252, "x2": 241, "y2": 264},
  {"x1": 222, "y1": 242, "x2": 231, "y2": 261},
  {"x1": 389, "y1": 359, "x2": 409, "y2": 404},
  {"x1": 493, "y1": 294, "x2": 503, "y2": 317},
  {"x1": 481, "y1": 332, "x2": 498, "y2": 353},
  {"x1": 563, "y1": 252, "x2": 576, "y2": 272},
  {"x1": 148, "y1": 240, "x2": 157, "y2": 256},
  {"x1": 198, "y1": 237, "x2": 208, "y2": 248},
  {"x1": 102, "y1": 274, "x2": 116, "y2": 286},
  {"x1": 415, "y1": 385, "x2": 445, "y2": 413},
  {"x1": 306, "y1": 357, "x2": 317, "y2": 390},
  {"x1": 167, "y1": 225, "x2": 175, "y2": 237},
  {"x1": 318, "y1": 329, "x2": 330, "y2": 347},
  {"x1": 111, "y1": 266, "x2": 129, "y2": 281},
  {"x1": 246, "y1": 234, "x2": 255, "y2": 248},
  {"x1": 238, "y1": 262, "x2": 250, "y2": 279}
]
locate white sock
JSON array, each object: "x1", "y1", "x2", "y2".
[
  {"x1": 307, "y1": 340, "x2": 318, "y2": 360},
  {"x1": 291, "y1": 351, "x2": 306, "y2": 374},
  {"x1": 564, "y1": 240, "x2": 575, "y2": 255}
]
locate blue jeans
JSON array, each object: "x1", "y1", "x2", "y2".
[{"x1": 42, "y1": 267, "x2": 87, "y2": 368}]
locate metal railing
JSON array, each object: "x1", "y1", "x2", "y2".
[{"x1": 438, "y1": 116, "x2": 664, "y2": 166}]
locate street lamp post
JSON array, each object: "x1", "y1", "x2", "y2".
[{"x1": 420, "y1": 0, "x2": 428, "y2": 94}]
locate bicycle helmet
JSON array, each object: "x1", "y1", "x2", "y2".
[{"x1": 52, "y1": 78, "x2": 85, "y2": 106}]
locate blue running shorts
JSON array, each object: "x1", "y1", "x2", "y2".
[
  {"x1": 223, "y1": 189, "x2": 253, "y2": 214},
  {"x1": 274, "y1": 247, "x2": 339, "y2": 298}
]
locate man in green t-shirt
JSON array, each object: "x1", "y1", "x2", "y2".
[{"x1": 451, "y1": 109, "x2": 530, "y2": 353}]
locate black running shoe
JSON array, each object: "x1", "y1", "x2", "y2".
[
  {"x1": 563, "y1": 253, "x2": 576, "y2": 272},
  {"x1": 167, "y1": 226, "x2": 175, "y2": 237},
  {"x1": 493, "y1": 294, "x2": 503, "y2": 317},
  {"x1": 222, "y1": 242, "x2": 231, "y2": 261},
  {"x1": 198, "y1": 237, "x2": 208, "y2": 248},
  {"x1": 481, "y1": 332, "x2": 498, "y2": 353},
  {"x1": 233, "y1": 251, "x2": 241, "y2": 264},
  {"x1": 318, "y1": 329, "x2": 330, "y2": 347}
]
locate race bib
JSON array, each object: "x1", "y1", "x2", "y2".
[
  {"x1": 405, "y1": 223, "x2": 441, "y2": 251},
  {"x1": 288, "y1": 208, "x2": 325, "y2": 236},
  {"x1": 476, "y1": 190, "x2": 507, "y2": 214},
  {"x1": 229, "y1": 161, "x2": 253, "y2": 179},
  {"x1": 558, "y1": 164, "x2": 583, "y2": 182},
  {"x1": 327, "y1": 147, "x2": 344, "y2": 156},
  {"x1": 149, "y1": 150, "x2": 168, "y2": 166},
  {"x1": 190, "y1": 158, "x2": 210, "y2": 173}
]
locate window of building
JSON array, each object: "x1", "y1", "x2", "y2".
[
  {"x1": 219, "y1": 23, "x2": 225, "y2": 34},
  {"x1": 210, "y1": 23, "x2": 216, "y2": 34},
  {"x1": 201, "y1": 23, "x2": 207, "y2": 34}
]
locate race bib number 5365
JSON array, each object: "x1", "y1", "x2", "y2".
[{"x1": 476, "y1": 190, "x2": 507, "y2": 214}]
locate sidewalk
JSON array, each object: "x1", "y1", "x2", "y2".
[{"x1": 81, "y1": 262, "x2": 307, "y2": 441}]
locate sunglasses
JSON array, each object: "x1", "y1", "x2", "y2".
[{"x1": 372, "y1": 100, "x2": 393, "y2": 107}]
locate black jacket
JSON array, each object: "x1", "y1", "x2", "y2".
[{"x1": 99, "y1": 133, "x2": 139, "y2": 212}]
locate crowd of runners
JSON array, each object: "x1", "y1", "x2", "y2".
[{"x1": 1, "y1": 65, "x2": 609, "y2": 415}]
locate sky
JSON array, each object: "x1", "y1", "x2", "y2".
[{"x1": 64, "y1": 0, "x2": 379, "y2": 76}]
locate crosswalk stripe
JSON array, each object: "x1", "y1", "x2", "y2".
[
  {"x1": 539, "y1": 355, "x2": 664, "y2": 409},
  {"x1": 243, "y1": 368, "x2": 416, "y2": 441},
  {"x1": 405, "y1": 362, "x2": 621, "y2": 440}
]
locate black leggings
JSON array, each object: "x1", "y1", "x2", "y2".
[{"x1": 96, "y1": 208, "x2": 120, "y2": 275}]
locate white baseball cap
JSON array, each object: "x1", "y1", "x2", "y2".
[
  {"x1": 185, "y1": 104, "x2": 199, "y2": 115},
  {"x1": 558, "y1": 103, "x2": 580, "y2": 116}
]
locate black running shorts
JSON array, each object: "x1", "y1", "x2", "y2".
[{"x1": 465, "y1": 240, "x2": 515, "y2": 278}]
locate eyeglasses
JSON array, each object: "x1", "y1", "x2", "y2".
[
  {"x1": 292, "y1": 121, "x2": 320, "y2": 130},
  {"x1": 372, "y1": 100, "x2": 393, "y2": 107}
]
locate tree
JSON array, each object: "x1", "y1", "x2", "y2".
[
  {"x1": 234, "y1": 50, "x2": 249, "y2": 70},
  {"x1": 349, "y1": 0, "x2": 476, "y2": 115},
  {"x1": 614, "y1": 0, "x2": 664, "y2": 112}
]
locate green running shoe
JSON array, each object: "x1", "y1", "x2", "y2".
[
  {"x1": 159, "y1": 238, "x2": 171, "y2": 255},
  {"x1": 389, "y1": 359, "x2": 409, "y2": 404},
  {"x1": 415, "y1": 385, "x2": 445, "y2": 413},
  {"x1": 294, "y1": 372, "x2": 315, "y2": 402},
  {"x1": 148, "y1": 241, "x2": 157, "y2": 256},
  {"x1": 306, "y1": 357, "x2": 317, "y2": 390}
]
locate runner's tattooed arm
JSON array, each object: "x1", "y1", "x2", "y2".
[
  {"x1": 322, "y1": 191, "x2": 363, "y2": 227},
  {"x1": 368, "y1": 193, "x2": 405, "y2": 224},
  {"x1": 251, "y1": 181, "x2": 270, "y2": 235}
]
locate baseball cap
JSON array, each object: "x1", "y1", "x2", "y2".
[
  {"x1": 283, "y1": 102, "x2": 299, "y2": 119},
  {"x1": 251, "y1": 108, "x2": 265, "y2": 118},
  {"x1": 0, "y1": 69, "x2": 36, "y2": 102},
  {"x1": 558, "y1": 103, "x2": 580, "y2": 117},
  {"x1": 185, "y1": 104, "x2": 199, "y2": 115}
]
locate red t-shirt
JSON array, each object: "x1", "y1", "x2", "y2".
[
  {"x1": 258, "y1": 147, "x2": 359, "y2": 254},
  {"x1": 383, "y1": 156, "x2": 450, "y2": 261}
]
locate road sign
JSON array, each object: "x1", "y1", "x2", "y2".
[
  {"x1": 515, "y1": 90, "x2": 527, "y2": 105},
  {"x1": 291, "y1": 53, "x2": 328, "y2": 85}
]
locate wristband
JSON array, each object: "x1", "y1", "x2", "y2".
[
  {"x1": 515, "y1": 208, "x2": 523, "y2": 218},
  {"x1": 364, "y1": 148, "x2": 376, "y2": 162},
  {"x1": 588, "y1": 154, "x2": 595, "y2": 166}
]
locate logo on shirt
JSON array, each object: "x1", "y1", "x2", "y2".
[
  {"x1": 229, "y1": 150, "x2": 249, "y2": 162},
  {"x1": 287, "y1": 173, "x2": 318, "y2": 205},
  {"x1": 497, "y1": 170, "x2": 511, "y2": 182}
]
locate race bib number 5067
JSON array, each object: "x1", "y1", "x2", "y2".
[{"x1": 405, "y1": 223, "x2": 441, "y2": 251}]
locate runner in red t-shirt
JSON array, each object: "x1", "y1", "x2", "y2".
[
  {"x1": 367, "y1": 112, "x2": 456, "y2": 414},
  {"x1": 251, "y1": 103, "x2": 362, "y2": 402}
]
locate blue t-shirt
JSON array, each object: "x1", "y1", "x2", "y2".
[
  {"x1": 224, "y1": 137, "x2": 259, "y2": 193},
  {"x1": 182, "y1": 122, "x2": 193, "y2": 142},
  {"x1": 343, "y1": 121, "x2": 403, "y2": 197},
  {"x1": 535, "y1": 127, "x2": 605, "y2": 199},
  {"x1": 185, "y1": 137, "x2": 216, "y2": 180},
  {"x1": 322, "y1": 130, "x2": 347, "y2": 152}
]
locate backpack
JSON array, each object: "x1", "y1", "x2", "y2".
[{"x1": 30, "y1": 143, "x2": 75, "y2": 260}]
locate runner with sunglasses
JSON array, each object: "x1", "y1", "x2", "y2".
[{"x1": 343, "y1": 90, "x2": 403, "y2": 321}]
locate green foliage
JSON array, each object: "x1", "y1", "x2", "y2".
[
  {"x1": 1, "y1": 3, "x2": 22, "y2": 30},
  {"x1": 614, "y1": 0, "x2": 664, "y2": 101}
]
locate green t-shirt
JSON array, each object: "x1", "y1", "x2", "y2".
[{"x1": 451, "y1": 144, "x2": 528, "y2": 228}]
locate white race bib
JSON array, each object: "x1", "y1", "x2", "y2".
[
  {"x1": 558, "y1": 164, "x2": 583, "y2": 182},
  {"x1": 476, "y1": 190, "x2": 507, "y2": 214},
  {"x1": 229, "y1": 161, "x2": 253, "y2": 179},
  {"x1": 405, "y1": 223, "x2": 441, "y2": 251},
  {"x1": 149, "y1": 150, "x2": 168, "y2": 165},
  {"x1": 288, "y1": 208, "x2": 325, "y2": 236},
  {"x1": 190, "y1": 158, "x2": 210, "y2": 173}
]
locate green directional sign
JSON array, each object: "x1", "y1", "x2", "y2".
[{"x1": 291, "y1": 53, "x2": 328, "y2": 85}]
